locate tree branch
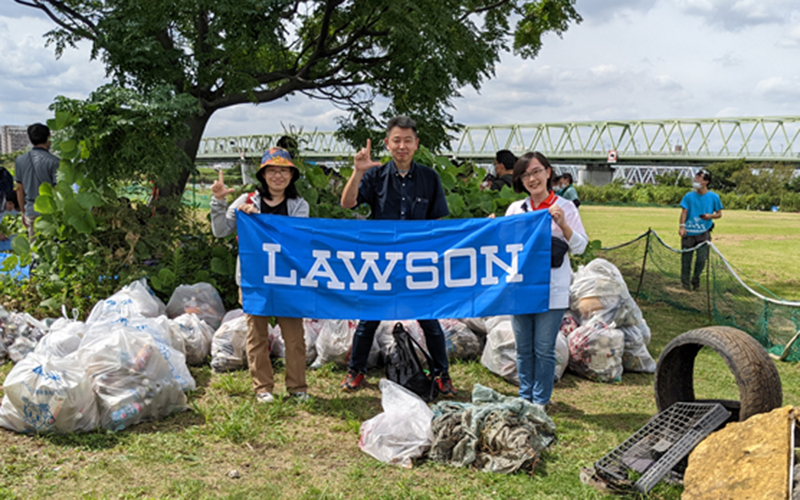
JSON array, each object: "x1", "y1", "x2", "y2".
[
  {"x1": 458, "y1": 0, "x2": 513, "y2": 23},
  {"x1": 14, "y1": 0, "x2": 100, "y2": 39}
]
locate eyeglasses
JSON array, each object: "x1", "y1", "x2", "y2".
[
  {"x1": 264, "y1": 167, "x2": 292, "y2": 177},
  {"x1": 521, "y1": 168, "x2": 547, "y2": 181}
]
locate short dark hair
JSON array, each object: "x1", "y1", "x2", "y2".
[
  {"x1": 386, "y1": 116, "x2": 417, "y2": 136},
  {"x1": 4, "y1": 190, "x2": 19, "y2": 211},
  {"x1": 697, "y1": 169, "x2": 712, "y2": 184},
  {"x1": 561, "y1": 173, "x2": 573, "y2": 185},
  {"x1": 27, "y1": 123, "x2": 50, "y2": 146},
  {"x1": 495, "y1": 150, "x2": 516, "y2": 171},
  {"x1": 512, "y1": 152, "x2": 556, "y2": 194}
]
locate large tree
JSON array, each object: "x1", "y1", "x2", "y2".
[{"x1": 17, "y1": 0, "x2": 581, "y2": 199}]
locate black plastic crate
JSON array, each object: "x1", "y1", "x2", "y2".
[{"x1": 594, "y1": 402, "x2": 730, "y2": 493}]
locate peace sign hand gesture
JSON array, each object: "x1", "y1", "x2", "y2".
[
  {"x1": 211, "y1": 169, "x2": 236, "y2": 201},
  {"x1": 354, "y1": 139, "x2": 382, "y2": 172}
]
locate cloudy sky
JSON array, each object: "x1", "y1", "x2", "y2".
[{"x1": 2, "y1": 0, "x2": 799, "y2": 140}]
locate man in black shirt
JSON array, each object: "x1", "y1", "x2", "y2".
[{"x1": 339, "y1": 116, "x2": 456, "y2": 396}]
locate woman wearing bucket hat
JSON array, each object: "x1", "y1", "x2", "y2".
[{"x1": 210, "y1": 147, "x2": 310, "y2": 403}]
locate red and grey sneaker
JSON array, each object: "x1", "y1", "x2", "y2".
[
  {"x1": 435, "y1": 374, "x2": 457, "y2": 397},
  {"x1": 340, "y1": 370, "x2": 366, "y2": 391}
]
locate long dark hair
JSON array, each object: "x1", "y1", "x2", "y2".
[{"x1": 512, "y1": 152, "x2": 556, "y2": 194}]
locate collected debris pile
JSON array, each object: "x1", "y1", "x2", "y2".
[
  {"x1": 428, "y1": 384, "x2": 556, "y2": 474},
  {"x1": 0, "y1": 279, "x2": 224, "y2": 433}
]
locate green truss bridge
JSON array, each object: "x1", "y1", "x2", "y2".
[{"x1": 198, "y1": 116, "x2": 800, "y2": 184}]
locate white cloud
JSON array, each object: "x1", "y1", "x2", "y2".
[{"x1": 674, "y1": 0, "x2": 799, "y2": 31}]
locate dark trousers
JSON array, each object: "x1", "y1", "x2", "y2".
[
  {"x1": 348, "y1": 320, "x2": 450, "y2": 376},
  {"x1": 681, "y1": 231, "x2": 711, "y2": 290}
]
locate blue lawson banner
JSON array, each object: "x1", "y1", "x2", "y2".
[{"x1": 237, "y1": 210, "x2": 552, "y2": 320}]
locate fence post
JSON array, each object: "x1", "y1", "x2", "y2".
[
  {"x1": 635, "y1": 228, "x2": 651, "y2": 299},
  {"x1": 706, "y1": 243, "x2": 712, "y2": 323}
]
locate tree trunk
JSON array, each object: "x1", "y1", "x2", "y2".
[{"x1": 157, "y1": 110, "x2": 213, "y2": 201}]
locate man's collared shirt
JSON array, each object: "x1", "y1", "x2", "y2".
[{"x1": 357, "y1": 160, "x2": 449, "y2": 220}]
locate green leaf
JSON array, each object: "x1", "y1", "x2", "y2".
[
  {"x1": 440, "y1": 172, "x2": 457, "y2": 191},
  {"x1": 39, "y1": 183, "x2": 54, "y2": 197},
  {"x1": 39, "y1": 297, "x2": 61, "y2": 310},
  {"x1": 194, "y1": 270, "x2": 210, "y2": 282},
  {"x1": 60, "y1": 140, "x2": 77, "y2": 153},
  {"x1": 55, "y1": 109, "x2": 73, "y2": 130},
  {"x1": 212, "y1": 246, "x2": 229, "y2": 259},
  {"x1": 10, "y1": 235, "x2": 30, "y2": 256},
  {"x1": 158, "y1": 267, "x2": 176, "y2": 285},
  {"x1": 2, "y1": 254, "x2": 19, "y2": 272},
  {"x1": 76, "y1": 191, "x2": 103, "y2": 209},
  {"x1": 210, "y1": 257, "x2": 228, "y2": 275}
]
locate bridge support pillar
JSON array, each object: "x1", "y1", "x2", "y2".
[{"x1": 577, "y1": 163, "x2": 615, "y2": 187}]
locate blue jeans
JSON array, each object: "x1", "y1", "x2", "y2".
[
  {"x1": 349, "y1": 320, "x2": 450, "y2": 376},
  {"x1": 512, "y1": 308, "x2": 566, "y2": 405}
]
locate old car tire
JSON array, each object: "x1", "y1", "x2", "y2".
[{"x1": 654, "y1": 326, "x2": 782, "y2": 421}]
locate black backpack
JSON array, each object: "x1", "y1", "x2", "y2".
[{"x1": 385, "y1": 322, "x2": 438, "y2": 403}]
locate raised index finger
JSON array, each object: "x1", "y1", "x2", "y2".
[
  {"x1": 217, "y1": 169, "x2": 225, "y2": 183},
  {"x1": 365, "y1": 138, "x2": 372, "y2": 155}
]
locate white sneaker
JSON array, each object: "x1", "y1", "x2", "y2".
[
  {"x1": 256, "y1": 392, "x2": 274, "y2": 404},
  {"x1": 291, "y1": 392, "x2": 310, "y2": 402}
]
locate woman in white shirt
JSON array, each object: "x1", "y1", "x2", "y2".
[{"x1": 505, "y1": 152, "x2": 588, "y2": 409}]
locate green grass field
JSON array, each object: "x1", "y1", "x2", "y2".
[{"x1": 1, "y1": 205, "x2": 798, "y2": 499}]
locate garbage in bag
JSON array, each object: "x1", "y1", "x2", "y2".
[
  {"x1": 459, "y1": 317, "x2": 488, "y2": 338},
  {"x1": 86, "y1": 278, "x2": 165, "y2": 323},
  {"x1": 221, "y1": 308, "x2": 244, "y2": 325},
  {"x1": 555, "y1": 331, "x2": 569, "y2": 383},
  {"x1": 76, "y1": 324, "x2": 186, "y2": 431},
  {"x1": 559, "y1": 310, "x2": 581, "y2": 337},
  {"x1": 171, "y1": 313, "x2": 214, "y2": 365},
  {"x1": 268, "y1": 323, "x2": 285, "y2": 359},
  {"x1": 480, "y1": 316, "x2": 518, "y2": 386},
  {"x1": 567, "y1": 316, "x2": 624, "y2": 383},
  {"x1": 386, "y1": 322, "x2": 438, "y2": 402},
  {"x1": 440, "y1": 319, "x2": 481, "y2": 360},
  {"x1": 374, "y1": 320, "x2": 427, "y2": 361},
  {"x1": 303, "y1": 319, "x2": 323, "y2": 365},
  {"x1": 0, "y1": 352, "x2": 99, "y2": 433},
  {"x1": 310, "y1": 320, "x2": 357, "y2": 369},
  {"x1": 211, "y1": 314, "x2": 248, "y2": 373},
  {"x1": 152, "y1": 316, "x2": 187, "y2": 355},
  {"x1": 570, "y1": 258, "x2": 643, "y2": 327},
  {"x1": 359, "y1": 379, "x2": 434, "y2": 468},
  {"x1": 83, "y1": 317, "x2": 196, "y2": 392},
  {"x1": 429, "y1": 384, "x2": 556, "y2": 474},
  {"x1": 166, "y1": 283, "x2": 225, "y2": 330},
  {"x1": 620, "y1": 320, "x2": 657, "y2": 373},
  {"x1": 1, "y1": 311, "x2": 47, "y2": 363},
  {"x1": 34, "y1": 319, "x2": 84, "y2": 359}
]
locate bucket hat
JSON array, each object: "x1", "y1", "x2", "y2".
[{"x1": 257, "y1": 147, "x2": 299, "y2": 182}]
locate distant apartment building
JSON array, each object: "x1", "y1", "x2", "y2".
[{"x1": 1, "y1": 125, "x2": 29, "y2": 154}]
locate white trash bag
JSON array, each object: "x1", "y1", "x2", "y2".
[
  {"x1": 440, "y1": 319, "x2": 482, "y2": 360},
  {"x1": 166, "y1": 283, "x2": 226, "y2": 330},
  {"x1": 359, "y1": 379, "x2": 434, "y2": 468},
  {"x1": 76, "y1": 324, "x2": 187, "y2": 431},
  {"x1": 0, "y1": 352, "x2": 99, "y2": 433},
  {"x1": 86, "y1": 278, "x2": 165, "y2": 323},
  {"x1": 311, "y1": 320, "x2": 357, "y2": 369},
  {"x1": 172, "y1": 313, "x2": 214, "y2": 365},
  {"x1": 569, "y1": 259, "x2": 643, "y2": 327},
  {"x1": 621, "y1": 320, "x2": 657, "y2": 373},
  {"x1": 480, "y1": 316, "x2": 518, "y2": 386},
  {"x1": 303, "y1": 319, "x2": 324, "y2": 365},
  {"x1": 34, "y1": 322, "x2": 84, "y2": 359},
  {"x1": 567, "y1": 316, "x2": 625, "y2": 383},
  {"x1": 211, "y1": 315, "x2": 248, "y2": 373}
]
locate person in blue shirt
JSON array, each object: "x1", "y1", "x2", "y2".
[
  {"x1": 338, "y1": 116, "x2": 456, "y2": 396},
  {"x1": 679, "y1": 169, "x2": 723, "y2": 291}
]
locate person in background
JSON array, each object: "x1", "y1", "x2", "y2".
[
  {"x1": 555, "y1": 173, "x2": 580, "y2": 207},
  {"x1": 15, "y1": 123, "x2": 59, "y2": 238},
  {"x1": 490, "y1": 150, "x2": 516, "y2": 191},
  {"x1": 338, "y1": 116, "x2": 457, "y2": 397},
  {"x1": 505, "y1": 152, "x2": 588, "y2": 411},
  {"x1": 210, "y1": 147, "x2": 310, "y2": 404},
  {"x1": 679, "y1": 169, "x2": 722, "y2": 291},
  {"x1": 0, "y1": 191, "x2": 20, "y2": 242}
]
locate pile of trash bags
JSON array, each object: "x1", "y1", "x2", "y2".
[
  {"x1": 470, "y1": 258, "x2": 656, "y2": 386},
  {"x1": 359, "y1": 380, "x2": 556, "y2": 473},
  {"x1": 0, "y1": 279, "x2": 225, "y2": 434}
]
